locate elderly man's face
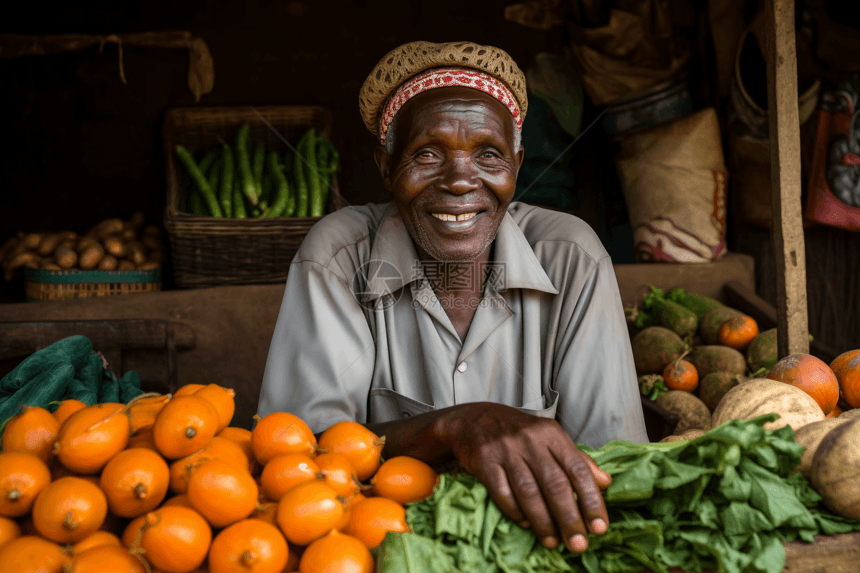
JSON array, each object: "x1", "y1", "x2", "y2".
[{"x1": 376, "y1": 87, "x2": 524, "y2": 262}]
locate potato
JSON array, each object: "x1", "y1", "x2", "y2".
[
  {"x1": 136, "y1": 261, "x2": 161, "y2": 270},
  {"x1": 54, "y1": 245, "x2": 78, "y2": 269},
  {"x1": 121, "y1": 225, "x2": 137, "y2": 242},
  {"x1": 4, "y1": 251, "x2": 39, "y2": 281},
  {"x1": 97, "y1": 255, "x2": 119, "y2": 270},
  {"x1": 117, "y1": 260, "x2": 136, "y2": 271},
  {"x1": 90, "y1": 218, "x2": 125, "y2": 241},
  {"x1": 37, "y1": 233, "x2": 65, "y2": 257},
  {"x1": 659, "y1": 428, "x2": 706, "y2": 443},
  {"x1": 103, "y1": 236, "x2": 128, "y2": 258},
  {"x1": 79, "y1": 243, "x2": 105, "y2": 270},
  {"x1": 21, "y1": 233, "x2": 43, "y2": 250},
  {"x1": 141, "y1": 234, "x2": 164, "y2": 252},
  {"x1": 147, "y1": 249, "x2": 166, "y2": 264},
  {"x1": 747, "y1": 328, "x2": 778, "y2": 373},
  {"x1": 42, "y1": 263, "x2": 62, "y2": 271},
  {"x1": 126, "y1": 241, "x2": 148, "y2": 265},
  {"x1": 76, "y1": 237, "x2": 99, "y2": 254},
  {"x1": 3, "y1": 241, "x2": 29, "y2": 265}
]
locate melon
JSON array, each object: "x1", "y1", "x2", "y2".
[
  {"x1": 810, "y1": 419, "x2": 860, "y2": 520},
  {"x1": 710, "y1": 378, "x2": 824, "y2": 432},
  {"x1": 793, "y1": 418, "x2": 851, "y2": 477},
  {"x1": 839, "y1": 408, "x2": 860, "y2": 420},
  {"x1": 659, "y1": 428, "x2": 706, "y2": 443}
]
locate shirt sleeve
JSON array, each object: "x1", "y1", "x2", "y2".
[
  {"x1": 256, "y1": 260, "x2": 376, "y2": 434},
  {"x1": 553, "y1": 255, "x2": 650, "y2": 448}
]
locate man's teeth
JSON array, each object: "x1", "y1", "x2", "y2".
[{"x1": 431, "y1": 212, "x2": 478, "y2": 222}]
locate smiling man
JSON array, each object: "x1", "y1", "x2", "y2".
[{"x1": 258, "y1": 41, "x2": 648, "y2": 554}]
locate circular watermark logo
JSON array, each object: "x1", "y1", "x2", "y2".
[{"x1": 351, "y1": 259, "x2": 404, "y2": 311}]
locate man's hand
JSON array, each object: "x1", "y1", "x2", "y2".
[{"x1": 434, "y1": 402, "x2": 612, "y2": 554}]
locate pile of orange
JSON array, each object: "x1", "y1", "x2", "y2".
[{"x1": 0, "y1": 382, "x2": 439, "y2": 573}]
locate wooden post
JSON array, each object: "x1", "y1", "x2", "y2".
[{"x1": 764, "y1": 0, "x2": 809, "y2": 358}]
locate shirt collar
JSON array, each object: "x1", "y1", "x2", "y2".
[{"x1": 361, "y1": 202, "x2": 559, "y2": 302}]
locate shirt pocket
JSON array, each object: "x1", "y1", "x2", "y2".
[
  {"x1": 515, "y1": 389, "x2": 559, "y2": 420},
  {"x1": 368, "y1": 388, "x2": 435, "y2": 423}
]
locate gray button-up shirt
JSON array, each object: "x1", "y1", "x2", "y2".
[{"x1": 257, "y1": 201, "x2": 648, "y2": 448}]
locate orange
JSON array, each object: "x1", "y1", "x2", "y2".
[
  {"x1": 169, "y1": 436, "x2": 250, "y2": 494},
  {"x1": 153, "y1": 395, "x2": 219, "y2": 459},
  {"x1": 371, "y1": 456, "x2": 438, "y2": 504},
  {"x1": 127, "y1": 394, "x2": 171, "y2": 434},
  {"x1": 69, "y1": 544, "x2": 147, "y2": 573},
  {"x1": 0, "y1": 516, "x2": 21, "y2": 551},
  {"x1": 173, "y1": 383, "x2": 205, "y2": 397},
  {"x1": 127, "y1": 425, "x2": 158, "y2": 451},
  {"x1": 314, "y1": 453, "x2": 362, "y2": 497},
  {"x1": 218, "y1": 427, "x2": 256, "y2": 474},
  {"x1": 251, "y1": 412, "x2": 317, "y2": 465},
  {"x1": 663, "y1": 359, "x2": 699, "y2": 392},
  {"x1": 72, "y1": 530, "x2": 121, "y2": 555},
  {"x1": 2, "y1": 405, "x2": 60, "y2": 464},
  {"x1": 346, "y1": 497, "x2": 409, "y2": 549},
  {"x1": 718, "y1": 315, "x2": 760, "y2": 350},
  {"x1": 100, "y1": 448, "x2": 170, "y2": 518},
  {"x1": 161, "y1": 493, "x2": 194, "y2": 509},
  {"x1": 298, "y1": 529, "x2": 374, "y2": 573},
  {"x1": 208, "y1": 519, "x2": 288, "y2": 573},
  {"x1": 52, "y1": 399, "x2": 87, "y2": 426},
  {"x1": 0, "y1": 452, "x2": 51, "y2": 517},
  {"x1": 186, "y1": 459, "x2": 259, "y2": 528},
  {"x1": 276, "y1": 480, "x2": 347, "y2": 546},
  {"x1": 32, "y1": 477, "x2": 107, "y2": 544},
  {"x1": 831, "y1": 350, "x2": 860, "y2": 409},
  {"x1": 54, "y1": 402, "x2": 130, "y2": 474},
  {"x1": 121, "y1": 515, "x2": 146, "y2": 549},
  {"x1": 137, "y1": 506, "x2": 211, "y2": 573},
  {"x1": 260, "y1": 453, "x2": 319, "y2": 502},
  {"x1": 0, "y1": 535, "x2": 70, "y2": 573},
  {"x1": 767, "y1": 353, "x2": 840, "y2": 414},
  {"x1": 194, "y1": 384, "x2": 236, "y2": 433},
  {"x1": 318, "y1": 421, "x2": 385, "y2": 481}
]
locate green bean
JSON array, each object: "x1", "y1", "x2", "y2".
[
  {"x1": 206, "y1": 157, "x2": 223, "y2": 217},
  {"x1": 293, "y1": 130, "x2": 311, "y2": 217},
  {"x1": 305, "y1": 129, "x2": 324, "y2": 217},
  {"x1": 198, "y1": 149, "x2": 219, "y2": 175},
  {"x1": 252, "y1": 143, "x2": 265, "y2": 200},
  {"x1": 261, "y1": 171, "x2": 273, "y2": 204},
  {"x1": 220, "y1": 145, "x2": 234, "y2": 218},
  {"x1": 236, "y1": 124, "x2": 258, "y2": 205},
  {"x1": 266, "y1": 152, "x2": 289, "y2": 218},
  {"x1": 176, "y1": 145, "x2": 223, "y2": 218},
  {"x1": 232, "y1": 175, "x2": 247, "y2": 218}
]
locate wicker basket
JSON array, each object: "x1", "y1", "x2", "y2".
[
  {"x1": 163, "y1": 106, "x2": 346, "y2": 288},
  {"x1": 24, "y1": 268, "x2": 162, "y2": 301}
]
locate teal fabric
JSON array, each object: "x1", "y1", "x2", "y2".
[
  {"x1": 0, "y1": 335, "x2": 143, "y2": 424},
  {"x1": 377, "y1": 415, "x2": 860, "y2": 573}
]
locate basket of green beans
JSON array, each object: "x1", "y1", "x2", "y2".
[{"x1": 163, "y1": 106, "x2": 345, "y2": 288}]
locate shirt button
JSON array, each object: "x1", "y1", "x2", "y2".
[
  {"x1": 402, "y1": 411, "x2": 412, "y2": 418},
  {"x1": 457, "y1": 362, "x2": 467, "y2": 373}
]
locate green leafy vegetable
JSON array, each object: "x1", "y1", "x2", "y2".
[{"x1": 377, "y1": 415, "x2": 860, "y2": 573}]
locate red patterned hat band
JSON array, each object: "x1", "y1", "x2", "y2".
[{"x1": 379, "y1": 67, "x2": 524, "y2": 144}]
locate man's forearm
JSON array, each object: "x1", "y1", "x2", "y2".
[{"x1": 361, "y1": 404, "x2": 472, "y2": 467}]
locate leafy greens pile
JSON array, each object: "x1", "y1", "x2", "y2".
[{"x1": 377, "y1": 415, "x2": 860, "y2": 573}]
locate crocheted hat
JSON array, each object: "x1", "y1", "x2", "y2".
[{"x1": 359, "y1": 41, "x2": 528, "y2": 138}]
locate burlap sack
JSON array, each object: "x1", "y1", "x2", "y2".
[{"x1": 616, "y1": 108, "x2": 728, "y2": 263}]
